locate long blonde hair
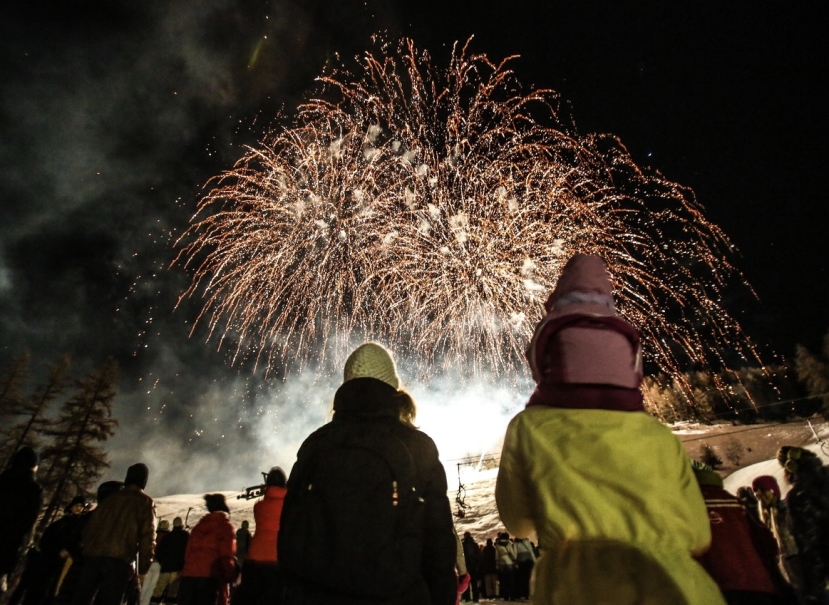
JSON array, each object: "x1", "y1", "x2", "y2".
[{"x1": 394, "y1": 389, "x2": 418, "y2": 429}]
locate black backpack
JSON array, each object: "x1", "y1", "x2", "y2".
[{"x1": 278, "y1": 420, "x2": 425, "y2": 598}]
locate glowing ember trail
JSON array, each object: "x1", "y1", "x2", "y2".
[{"x1": 174, "y1": 38, "x2": 759, "y2": 394}]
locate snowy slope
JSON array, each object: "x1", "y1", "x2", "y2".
[
  {"x1": 155, "y1": 432, "x2": 829, "y2": 539},
  {"x1": 154, "y1": 468, "x2": 508, "y2": 543}
]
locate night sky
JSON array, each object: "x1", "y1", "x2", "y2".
[{"x1": 1, "y1": 1, "x2": 826, "y2": 494}]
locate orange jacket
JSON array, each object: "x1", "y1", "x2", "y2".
[
  {"x1": 247, "y1": 486, "x2": 286, "y2": 563},
  {"x1": 182, "y1": 511, "x2": 235, "y2": 579}
]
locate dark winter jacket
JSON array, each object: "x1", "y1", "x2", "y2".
[
  {"x1": 235, "y1": 527, "x2": 251, "y2": 563},
  {"x1": 461, "y1": 536, "x2": 482, "y2": 575},
  {"x1": 81, "y1": 484, "x2": 156, "y2": 573},
  {"x1": 155, "y1": 526, "x2": 189, "y2": 573},
  {"x1": 785, "y1": 462, "x2": 829, "y2": 601},
  {"x1": 39, "y1": 510, "x2": 86, "y2": 563},
  {"x1": 481, "y1": 542, "x2": 497, "y2": 575},
  {"x1": 182, "y1": 511, "x2": 236, "y2": 581},
  {"x1": 281, "y1": 377, "x2": 457, "y2": 605},
  {"x1": 0, "y1": 464, "x2": 43, "y2": 575}
]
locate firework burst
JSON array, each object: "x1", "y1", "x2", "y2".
[{"x1": 174, "y1": 37, "x2": 759, "y2": 388}]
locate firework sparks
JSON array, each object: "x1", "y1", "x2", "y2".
[{"x1": 174, "y1": 37, "x2": 759, "y2": 390}]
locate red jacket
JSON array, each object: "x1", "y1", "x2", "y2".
[
  {"x1": 247, "y1": 486, "x2": 286, "y2": 563},
  {"x1": 181, "y1": 511, "x2": 236, "y2": 580},
  {"x1": 695, "y1": 484, "x2": 779, "y2": 594}
]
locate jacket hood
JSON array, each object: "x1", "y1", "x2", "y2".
[
  {"x1": 525, "y1": 254, "x2": 644, "y2": 411},
  {"x1": 542, "y1": 254, "x2": 617, "y2": 319},
  {"x1": 333, "y1": 377, "x2": 400, "y2": 420}
]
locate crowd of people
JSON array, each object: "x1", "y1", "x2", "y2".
[{"x1": 2, "y1": 253, "x2": 829, "y2": 605}]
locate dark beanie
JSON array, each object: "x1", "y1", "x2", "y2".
[
  {"x1": 205, "y1": 493, "x2": 230, "y2": 513},
  {"x1": 266, "y1": 466, "x2": 286, "y2": 487},
  {"x1": 124, "y1": 463, "x2": 149, "y2": 489},
  {"x1": 97, "y1": 480, "x2": 124, "y2": 503},
  {"x1": 12, "y1": 446, "x2": 38, "y2": 470}
]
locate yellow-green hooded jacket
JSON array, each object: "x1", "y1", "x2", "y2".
[{"x1": 496, "y1": 407, "x2": 725, "y2": 605}]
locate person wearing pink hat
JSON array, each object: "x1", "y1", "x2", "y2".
[{"x1": 496, "y1": 254, "x2": 724, "y2": 605}]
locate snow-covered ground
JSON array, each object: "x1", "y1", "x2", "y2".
[
  {"x1": 155, "y1": 422, "x2": 829, "y2": 541},
  {"x1": 154, "y1": 467, "x2": 506, "y2": 543}
]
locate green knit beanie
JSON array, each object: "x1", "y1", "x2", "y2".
[{"x1": 343, "y1": 343, "x2": 400, "y2": 390}]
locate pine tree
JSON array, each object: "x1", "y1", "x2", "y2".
[
  {"x1": 39, "y1": 359, "x2": 119, "y2": 527},
  {"x1": 794, "y1": 330, "x2": 829, "y2": 415},
  {"x1": 0, "y1": 352, "x2": 32, "y2": 465},
  {"x1": 5, "y1": 356, "x2": 71, "y2": 467}
]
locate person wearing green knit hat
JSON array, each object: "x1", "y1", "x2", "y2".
[{"x1": 278, "y1": 343, "x2": 457, "y2": 605}]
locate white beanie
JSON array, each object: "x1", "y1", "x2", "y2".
[{"x1": 343, "y1": 343, "x2": 400, "y2": 390}]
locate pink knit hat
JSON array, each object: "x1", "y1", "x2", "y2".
[
  {"x1": 526, "y1": 254, "x2": 644, "y2": 410},
  {"x1": 542, "y1": 254, "x2": 618, "y2": 319}
]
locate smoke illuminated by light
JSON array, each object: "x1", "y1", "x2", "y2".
[{"x1": 175, "y1": 37, "x2": 759, "y2": 402}]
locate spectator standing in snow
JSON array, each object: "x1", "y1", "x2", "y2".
[
  {"x1": 52, "y1": 496, "x2": 89, "y2": 601},
  {"x1": 753, "y1": 475, "x2": 804, "y2": 597},
  {"x1": 480, "y1": 538, "x2": 497, "y2": 600},
  {"x1": 494, "y1": 532, "x2": 517, "y2": 601},
  {"x1": 178, "y1": 495, "x2": 236, "y2": 605},
  {"x1": 74, "y1": 463, "x2": 156, "y2": 605},
  {"x1": 0, "y1": 447, "x2": 43, "y2": 591},
  {"x1": 692, "y1": 461, "x2": 791, "y2": 605},
  {"x1": 460, "y1": 532, "x2": 482, "y2": 602},
  {"x1": 514, "y1": 537, "x2": 537, "y2": 600},
  {"x1": 9, "y1": 495, "x2": 86, "y2": 605},
  {"x1": 777, "y1": 446, "x2": 829, "y2": 605},
  {"x1": 234, "y1": 521, "x2": 251, "y2": 568},
  {"x1": 55, "y1": 482, "x2": 123, "y2": 605},
  {"x1": 151, "y1": 516, "x2": 188, "y2": 604},
  {"x1": 235, "y1": 467, "x2": 287, "y2": 605},
  {"x1": 140, "y1": 520, "x2": 171, "y2": 605},
  {"x1": 278, "y1": 342, "x2": 457, "y2": 605},
  {"x1": 495, "y1": 253, "x2": 724, "y2": 605}
]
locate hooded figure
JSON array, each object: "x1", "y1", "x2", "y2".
[
  {"x1": 496, "y1": 254, "x2": 724, "y2": 605},
  {"x1": 278, "y1": 343, "x2": 457, "y2": 605},
  {"x1": 0, "y1": 447, "x2": 43, "y2": 578}
]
